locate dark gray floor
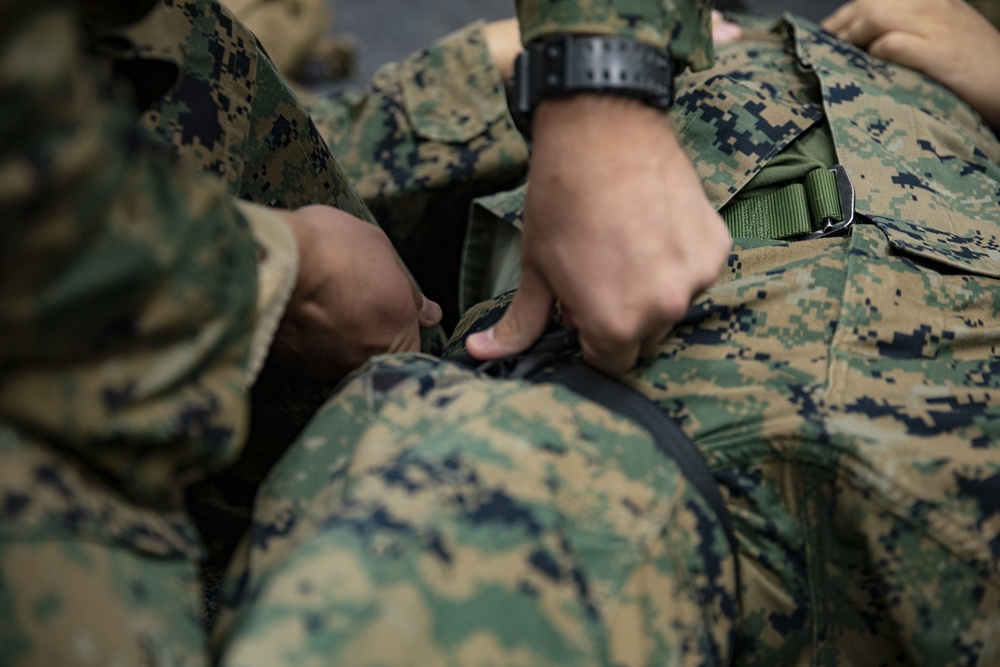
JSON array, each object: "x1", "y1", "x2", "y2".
[{"x1": 331, "y1": 0, "x2": 843, "y2": 87}]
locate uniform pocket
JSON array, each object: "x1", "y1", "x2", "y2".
[
  {"x1": 791, "y1": 16, "x2": 1000, "y2": 278},
  {"x1": 671, "y1": 22, "x2": 825, "y2": 208},
  {"x1": 398, "y1": 21, "x2": 511, "y2": 144}
]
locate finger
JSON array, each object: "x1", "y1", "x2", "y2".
[
  {"x1": 821, "y1": 2, "x2": 858, "y2": 35},
  {"x1": 639, "y1": 327, "x2": 670, "y2": 359},
  {"x1": 711, "y1": 10, "x2": 743, "y2": 45},
  {"x1": 384, "y1": 322, "x2": 425, "y2": 358},
  {"x1": 465, "y1": 266, "x2": 554, "y2": 360},
  {"x1": 868, "y1": 31, "x2": 928, "y2": 70},
  {"x1": 579, "y1": 331, "x2": 642, "y2": 377},
  {"x1": 398, "y1": 263, "x2": 442, "y2": 329},
  {"x1": 835, "y1": 15, "x2": 886, "y2": 48},
  {"x1": 828, "y1": 2, "x2": 920, "y2": 50},
  {"x1": 417, "y1": 293, "x2": 443, "y2": 329}
]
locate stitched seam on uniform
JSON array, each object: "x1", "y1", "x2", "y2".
[{"x1": 800, "y1": 463, "x2": 833, "y2": 665}]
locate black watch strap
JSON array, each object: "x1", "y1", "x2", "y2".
[{"x1": 510, "y1": 34, "x2": 674, "y2": 130}]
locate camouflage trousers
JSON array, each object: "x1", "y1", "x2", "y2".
[
  {"x1": 5, "y1": 233, "x2": 998, "y2": 666},
  {"x1": 214, "y1": 224, "x2": 1000, "y2": 666},
  {"x1": 217, "y1": 15, "x2": 1000, "y2": 662}
]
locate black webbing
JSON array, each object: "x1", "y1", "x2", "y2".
[{"x1": 539, "y1": 361, "x2": 737, "y2": 559}]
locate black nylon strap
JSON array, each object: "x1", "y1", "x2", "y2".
[{"x1": 539, "y1": 362, "x2": 737, "y2": 559}]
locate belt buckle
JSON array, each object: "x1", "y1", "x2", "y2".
[{"x1": 803, "y1": 164, "x2": 855, "y2": 240}]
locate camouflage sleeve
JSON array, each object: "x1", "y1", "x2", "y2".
[
  {"x1": 0, "y1": 3, "x2": 260, "y2": 505},
  {"x1": 307, "y1": 21, "x2": 529, "y2": 241},
  {"x1": 233, "y1": 201, "x2": 299, "y2": 385},
  {"x1": 515, "y1": 0, "x2": 714, "y2": 70},
  {"x1": 306, "y1": 21, "x2": 530, "y2": 325}
]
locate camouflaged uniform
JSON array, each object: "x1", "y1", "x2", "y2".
[
  {"x1": 0, "y1": 0, "x2": 714, "y2": 664},
  {"x1": 3, "y1": 2, "x2": 999, "y2": 667},
  {"x1": 0, "y1": 0, "x2": 429, "y2": 663},
  {"x1": 222, "y1": 11, "x2": 1000, "y2": 667},
  {"x1": 0, "y1": 1, "x2": 309, "y2": 663}
]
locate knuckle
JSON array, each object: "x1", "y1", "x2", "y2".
[
  {"x1": 599, "y1": 319, "x2": 637, "y2": 347},
  {"x1": 658, "y1": 290, "x2": 692, "y2": 323}
]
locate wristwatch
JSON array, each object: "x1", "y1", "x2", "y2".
[{"x1": 509, "y1": 33, "x2": 674, "y2": 131}]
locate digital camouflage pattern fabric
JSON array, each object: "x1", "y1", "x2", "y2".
[
  {"x1": 123, "y1": 0, "x2": 374, "y2": 219},
  {"x1": 514, "y1": 0, "x2": 715, "y2": 69},
  {"x1": 0, "y1": 0, "x2": 713, "y2": 663},
  {"x1": 220, "y1": 12, "x2": 1000, "y2": 666},
  {"x1": 218, "y1": 354, "x2": 738, "y2": 666},
  {"x1": 1, "y1": 2, "x2": 257, "y2": 664},
  {"x1": 3, "y1": 0, "x2": 1000, "y2": 666}
]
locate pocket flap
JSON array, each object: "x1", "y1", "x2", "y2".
[
  {"x1": 399, "y1": 22, "x2": 511, "y2": 143},
  {"x1": 790, "y1": 16, "x2": 1000, "y2": 278}
]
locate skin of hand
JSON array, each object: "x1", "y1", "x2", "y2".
[
  {"x1": 710, "y1": 9, "x2": 743, "y2": 45},
  {"x1": 823, "y1": 0, "x2": 1000, "y2": 128},
  {"x1": 484, "y1": 18, "x2": 520, "y2": 83},
  {"x1": 271, "y1": 205, "x2": 442, "y2": 379},
  {"x1": 465, "y1": 94, "x2": 732, "y2": 375}
]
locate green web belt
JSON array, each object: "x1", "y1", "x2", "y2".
[{"x1": 720, "y1": 167, "x2": 844, "y2": 240}]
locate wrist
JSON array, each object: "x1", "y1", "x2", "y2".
[
  {"x1": 510, "y1": 33, "x2": 673, "y2": 133},
  {"x1": 274, "y1": 207, "x2": 322, "y2": 307},
  {"x1": 531, "y1": 93, "x2": 676, "y2": 150},
  {"x1": 526, "y1": 93, "x2": 693, "y2": 212}
]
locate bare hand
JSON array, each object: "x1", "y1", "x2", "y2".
[
  {"x1": 466, "y1": 95, "x2": 731, "y2": 375},
  {"x1": 711, "y1": 10, "x2": 743, "y2": 45},
  {"x1": 272, "y1": 205, "x2": 441, "y2": 379},
  {"x1": 823, "y1": 0, "x2": 1000, "y2": 128}
]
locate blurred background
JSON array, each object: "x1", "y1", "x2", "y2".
[{"x1": 330, "y1": 0, "x2": 843, "y2": 87}]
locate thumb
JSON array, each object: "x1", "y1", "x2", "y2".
[
  {"x1": 465, "y1": 266, "x2": 554, "y2": 360},
  {"x1": 417, "y1": 293, "x2": 443, "y2": 329},
  {"x1": 403, "y1": 269, "x2": 442, "y2": 329}
]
